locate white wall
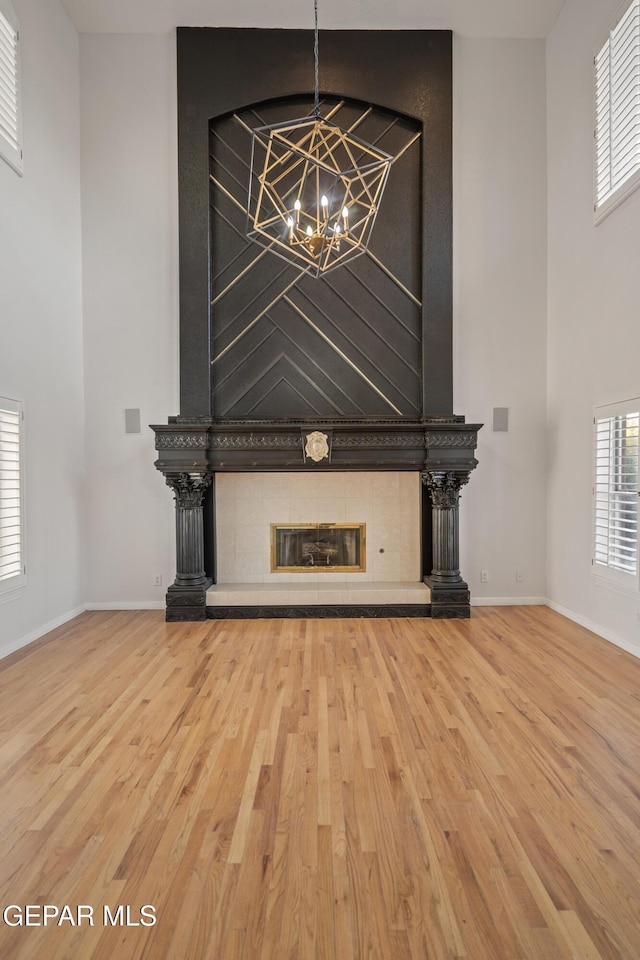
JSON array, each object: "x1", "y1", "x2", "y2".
[
  {"x1": 454, "y1": 37, "x2": 548, "y2": 604},
  {"x1": 76, "y1": 32, "x2": 550, "y2": 609},
  {"x1": 547, "y1": 0, "x2": 640, "y2": 655},
  {"x1": 0, "y1": 0, "x2": 84, "y2": 658},
  {"x1": 80, "y1": 34, "x2": 178, "y2": 607}
]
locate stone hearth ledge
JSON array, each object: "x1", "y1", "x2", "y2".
[{"x1": 206, "y1": 581, "x2": 431, "y2": 606}]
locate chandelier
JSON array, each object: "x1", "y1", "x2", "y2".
[{"x1": 246, "y1": 1, "x2": 393, "y2": 277}]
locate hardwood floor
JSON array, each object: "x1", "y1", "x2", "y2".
[{"x1": 0, "y1": 607, "x2": 639, "y2": 959}]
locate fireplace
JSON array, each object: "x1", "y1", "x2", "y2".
[{"x1": 150, "y1": 29, "x2": 483, "y2": 621}]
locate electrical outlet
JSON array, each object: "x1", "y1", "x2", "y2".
[
  {"x1": 481, "y1": 570, "x2": 489, "y2": 583},
  {"x1": 516, "y1": 571, "x2": 524, "y2": 583},
  {"x1": 153, "y1": 574, "x2": 163, "y2": 587}
]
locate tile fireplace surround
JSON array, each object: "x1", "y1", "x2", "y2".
[{"x1": 209, "y1": 472, "x2": 426, "y2": 613}]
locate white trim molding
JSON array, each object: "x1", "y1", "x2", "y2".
[
  {"x1": 545, "y1": 598, "x2": 640, "y2": 660},
  {"x1": 84, "y1": 601, "x2": 166, "y2": 611},
  {"x1": 471, "y1": 596, "x2": 547, "y2": 606},
  {"x1": 0, "y1": 605, "x2": 86, "y2": 662}
]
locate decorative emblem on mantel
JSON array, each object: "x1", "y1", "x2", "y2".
[{"x1": 304, "y1": 431, "x2": 330, "y2": 463}]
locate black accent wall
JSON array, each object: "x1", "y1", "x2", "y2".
[{"x1": 176, "y1": 28, "x2": 453, "y2": 419}]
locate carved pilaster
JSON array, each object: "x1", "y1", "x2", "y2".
[
  {"x1": 422, "y1": 470, "x2": 470, "y2": 580},
  {"x1": 422, "y1": 469, "x2": 472, "y2": 618},
  {"x1": 422, "y1": 470, "x2": 469, "y2": 510},
  {"x1": 163, "y1": 472, "x2": 213, "y2": 620},
  {"x1": 165, "y1": 472, "x2": 212, "y2": 586},
  {"x1": 166, "y1": 471, "x2": 211, "y2": 509}
]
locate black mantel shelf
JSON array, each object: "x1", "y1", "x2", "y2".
[{"x1": 152, "y1": 416, "x2": 480, "y2": 473}]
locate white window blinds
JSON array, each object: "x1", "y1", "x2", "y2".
[
  {"x1": 0, "y1": 0, "x2": 22, "y2": 175},
  {"x1": 0, "y1": 398, "x2": 23, "y2": 586},
  {"x1": 594, "y1": 405, "x2": 639, "y2": 580},
  {"x1": 594, "y1": 0, "x2": 640, "y2": 220}
]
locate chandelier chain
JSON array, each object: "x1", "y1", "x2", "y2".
[{"x1": 313, "y1": 0, "x2": 320, "y2": 118}]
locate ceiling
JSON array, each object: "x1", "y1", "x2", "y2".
[{"x1": 60, "y1": 0, "x2": 566, "y2": 39}]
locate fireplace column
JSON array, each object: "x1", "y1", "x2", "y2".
[
  {"x1": 422, "y1": 470, "x2": 471, "y2": 618},
  {"x1": 165, "y1": 471, "x2": 213, "y2": 621}
]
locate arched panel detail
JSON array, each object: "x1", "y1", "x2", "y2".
[{"x1": 209, "y1": 95, "x2": 422, "y2": 419}]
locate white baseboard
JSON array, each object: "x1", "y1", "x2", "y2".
[
  {"x1": 0, "y1": 602, "x2": 165, "y2": 663},
  {"x1": 471, "y1": 596, "x2": 547, "y2": 606},
  {"x1": 545, "y1": 598, "x2": 640, "y2": 660},
  {"x1": 0, "y1": 605, "x2": 86, "y2": 663},
  {"x1": 84, "y1": 601, "x2": 166, "y2": 611}
]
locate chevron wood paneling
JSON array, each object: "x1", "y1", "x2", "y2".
[{"x1": 209, "y1": 99, "x2": 422, "y2": 420}]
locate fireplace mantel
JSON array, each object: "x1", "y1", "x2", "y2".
[
  {"x1": 152, "y1": 416, "x2": 480, "y2": 473},
  {"x1": 151, "y1": 416, "x2": 481, "y2": 620}
]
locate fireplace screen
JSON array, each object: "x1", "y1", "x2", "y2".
[{"x1": 271, "y1": 523, "x2": 366, "y2": 573}]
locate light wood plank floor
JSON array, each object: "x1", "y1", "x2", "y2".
[{"x1": 0, "y1": 607, "x2": 639, "y2": 959}]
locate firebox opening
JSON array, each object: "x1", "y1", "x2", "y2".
[{"x1": 271, "y1": 523, "x2": 366, "y2": 573}]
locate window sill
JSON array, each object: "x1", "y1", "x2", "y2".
[
  {"x1": 592, "y1": 571, "x2": 639, "y2": 601},
  {"x1": 594, "y1": 167, "x2": 640, "y2": 225},
  {"x1": 0, "y1": 581, "x2": 26, "y2": 605}
]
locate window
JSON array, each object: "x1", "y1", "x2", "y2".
[
  {"x1": 0, "y1": 396, "x2": 24, "y2": 592},
  {"x1": 0, "y1": 0, "x2": 22, "y2": 175},
  {"x1": 593, "y1": 400, "x2": 639, "y2": 588},
  {"x1": 594, "y1": 0, "x2": 640, "y2": 221}
]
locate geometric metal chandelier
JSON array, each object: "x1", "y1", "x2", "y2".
[{"x1": 246, "y1": 0, "x2": 393, "y2": 277}]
